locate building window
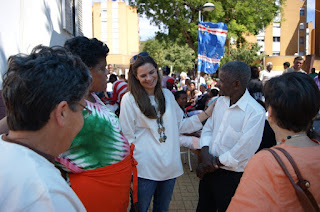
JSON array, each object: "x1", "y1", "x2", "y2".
[
  {"x1": 273, "y1": 22, "x2": 280, "y2": 28},
  {"x1": 300, "y1": 8, "x2": 305, "y2": 16},
  {"x1": 272, "y1": 52, "x2": 280, "y2": 56},
  {"x1": 101, "y1": 10, "x2": 107, "y2": 20},
  {"x1": 101, "y1": 21, "x2": 107, "y2": 43},
  {"x1": 62, "y1": 0, "x2": 83, "y2": 36},
  {"x1": 62, "y1": 0, "x2": 74, "y2": 35},
  {"x1": 299, "y1": 37, "x2": 304, "y2": 45},
  {"x1": 112, "y1": 2, "x2": 119, "y2": 54},
  {"x1": 273, "y1": 37, "x2": 280, "y2": 42}
]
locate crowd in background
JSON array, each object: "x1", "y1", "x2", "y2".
[
  {"x1": 0, "y1": 36, "x2": 319, "y2": 212},
  {"x1": 88, "y1": 50, "x2": 320, "y2": 212}
]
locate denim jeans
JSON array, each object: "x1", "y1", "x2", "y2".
[{"x1": 135, "y1": 177, "x2": 176, "y2": 212}]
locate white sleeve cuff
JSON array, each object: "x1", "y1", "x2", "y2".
[
  {"x1": 219, "y1": 151, "x2": 239, "y2": 168},
  {"x1": 199, "y1": 136, "x2": 210, "y2": 148}
]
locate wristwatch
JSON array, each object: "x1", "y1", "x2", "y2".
[{"x1": 212, "y1": 156, "x2": 219, "y2": 169}]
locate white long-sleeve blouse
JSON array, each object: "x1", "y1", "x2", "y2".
[{"x1": 120, "y1": 89, "x2": 203, "y2": 180}]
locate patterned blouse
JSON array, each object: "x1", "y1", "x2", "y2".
[{"x1": 56, "y1": 93, "x2": 130, "y2": 173}]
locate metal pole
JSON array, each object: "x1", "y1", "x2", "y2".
[
  {"x1": 298, "y1": 25, "x2": 299, "y2": 55},
  {"x1": 298, "y1": 24, "x2": 300, "y2": 55},
  {"x1": 198, "y1": 9, "x2": 202, "y2": 90}
]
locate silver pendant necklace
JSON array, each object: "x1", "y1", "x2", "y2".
[{"x1": 153, "y1": 106, "x2": 167, "y2": 143}]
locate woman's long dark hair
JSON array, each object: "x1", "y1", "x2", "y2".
[{"x1": 128, "y1": 55, "x2": 165, "y2": 119}]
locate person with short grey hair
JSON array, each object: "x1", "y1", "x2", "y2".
[
  {"x1": 219, "y1": 60, "x2": 251, "y2": 87},
  {"x1": 259, "y1": 61, "x2": 274, "y2": 84},
  {"x1": 0, "y1": 45, "x2": 91, "y2": 211},
  {"x1": 197, "y1": 61, "x2": 266, "y2": 211}
]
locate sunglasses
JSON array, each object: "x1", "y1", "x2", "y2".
[{"x1": 130, "y1": 52, "x2": 149, "y2": 65}]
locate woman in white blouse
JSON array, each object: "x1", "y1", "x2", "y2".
[{"x1": 120, "y1": 52, "x2": 214, "y2": 211}]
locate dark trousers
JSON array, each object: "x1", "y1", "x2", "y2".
[{"x1": 197, "y1": 168, "x2": 243, "y2": 212}]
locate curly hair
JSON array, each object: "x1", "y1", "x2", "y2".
[
  {"x1": 64, "y1": 36, "x2": 109, "y2": 67},
  {"x1": 220, "y1": 61, "x2": 251, "y2": 88},
  {"x1": 3, "y1": 45, "x2": 92, "y2": 131}
]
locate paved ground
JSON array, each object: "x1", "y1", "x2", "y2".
[
  {"x1": 127, "y1": 147, "x2": 200, "y2": 211},
  {"x1": 148, "y1": 147, "x2": 200, "y2": 211}
]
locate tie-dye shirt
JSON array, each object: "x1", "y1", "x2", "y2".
[{"x1": 56, "y1": 93, "x2": 130, "y2": 173}]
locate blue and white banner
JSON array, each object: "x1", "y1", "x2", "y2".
[{"x1": 198, "y1": 22, "x2": 228, "y2": 74}]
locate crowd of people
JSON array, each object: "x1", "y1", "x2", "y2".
[{"x1": 0, "y1": 36, "x2": 319, "y2": 212}]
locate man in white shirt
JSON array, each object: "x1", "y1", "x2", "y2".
[
  {"x1": 0, "y1": 46, "x2": 90, "y2": 211},
  {"x1": 282, "y1": 56, "x2": 306, "y2": 74},
  {"x1": 259, "y1": 62, "x2": 273, "y2": 84},
  {"x1": 196, "y1": 61, "x2": 265, "y2": 211}
]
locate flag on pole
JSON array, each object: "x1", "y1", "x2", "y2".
[{"x1": 198, "y1": 21, "x2": 228, "y2": 74}]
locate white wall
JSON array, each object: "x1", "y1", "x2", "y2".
[
  {"x1": 82, "y1": 0, "x2": 92, "y2": 38},
  {"x1": 0, "y1": 0, "x2": 72, "y2": 87}
]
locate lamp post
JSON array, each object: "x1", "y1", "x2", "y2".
[
  {"x1": 199, "y1": 3, "x2": 215, "y2": 22},
  {"x1": 197, "y1": 3, "x2": 215, "y2": 89}
]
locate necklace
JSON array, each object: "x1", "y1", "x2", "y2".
[
  {"x1": 156, "y1": 116, "x2": 167, "y2": 143},
  {"x1": 153, "y1": 106, "x2": 167, "y2": 143},
  {"x1": 279, "y1": 133, "x2": 307, "y2": 144}
]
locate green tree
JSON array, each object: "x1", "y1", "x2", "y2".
[
  {"x1": 128, "y1": 0, "x2": 284, "y2": 53},
  {"x1": 221, "y1": 43, "x2": 264, "y2": 66},
  {"x1": 141, "y1": 39, "x2": 195, "y2": 73}
]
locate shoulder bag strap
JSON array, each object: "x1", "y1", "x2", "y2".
[
  {"x1": 264, "y1": 148, "x2": 320, "y2": 212},
  {"x1": 274, "y1": 147, "x2": 319, "y2": 211}
]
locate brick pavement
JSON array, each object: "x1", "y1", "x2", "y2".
[
  {"x1": 148, "y1": 147, "x2": 200, "y2": 211},
  {"x1": 128, "y1": 147, "x2": 200, "y2": 211}
]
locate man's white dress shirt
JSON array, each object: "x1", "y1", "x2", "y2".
[{"x1": 200, "y1": 90, "x2": 265, "y2": 172}]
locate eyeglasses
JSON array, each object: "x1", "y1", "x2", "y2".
[
  {"x1": 130, "y1": 52, "x2": 149, "y2": 65},
  {"x1": 77, "y1": 102, "x2": 92, "y2": 119}
]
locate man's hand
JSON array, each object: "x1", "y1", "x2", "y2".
[
  {"x1": 196, "y1": 162, "x2": 208, "y2": 179},
  {"x1": 196, "y1": 146, "x2": 218, "y2": 179}
]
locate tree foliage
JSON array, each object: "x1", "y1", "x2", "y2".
[
  {"x1": 128, "y1": 0, "x2": 284, "y2": 53},
  {"x1": 221, "y1": 43, "x2": 264, "y2": 66},
  {"x1": 141, "y1": 39, "x2": 195, "y2": 73}
]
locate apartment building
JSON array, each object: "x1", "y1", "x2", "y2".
[
  {"x1": 244, "y1": 0, "x2": 320, "y2": 71},
  {"x1": 92, "y1": 0, "x2": 139, "y2": 71},
  {"x1": 246, "y1": 0, "x2": 309, "y2": 56}
]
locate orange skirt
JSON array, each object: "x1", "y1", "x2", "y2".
[{"x1": 69, "y1": 144, "x2": 138, "y2": 212}]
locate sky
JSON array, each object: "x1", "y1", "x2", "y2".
[
  {"x1": 307, "y1": 0, "x2": 315, "y2": 24},
  {"x1": 139, "y1": 15, "x2": 162, "y2": 41}
]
